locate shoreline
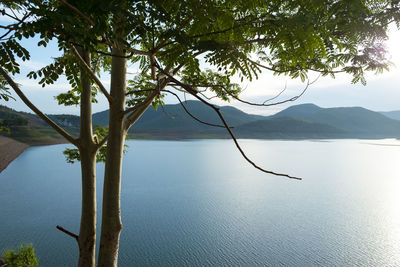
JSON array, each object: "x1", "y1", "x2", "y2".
[
  {"x1": 0, "y1": 136, "x2": 397, "y2": 174},
  {"x1": 0, "y1": 136, "x2": 29, "y2": 173}
]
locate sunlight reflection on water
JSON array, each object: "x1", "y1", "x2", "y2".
[{"x1": 0, "y1": 139, "x2": 399, "y2": 266}]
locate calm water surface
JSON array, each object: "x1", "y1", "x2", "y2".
[{"x1": 0, "y1": 139, "x2": 400, "y2": 266}]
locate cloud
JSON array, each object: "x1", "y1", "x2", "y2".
[
  {"x1": 17, "y1": 59, "x2": 48, "y2": 70},
  {"x1": 16, "y1": 79, "x2": 71, "y2": 92}
]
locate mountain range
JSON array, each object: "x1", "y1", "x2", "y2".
[{"x1": 1, "y1": 101, "x2": 400, "y2": 144}]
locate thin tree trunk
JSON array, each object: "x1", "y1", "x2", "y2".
[
  {"x1": 76, "y1": 48, "x2": 97, "y2": 267},
  {"x1": 78, "y1": 148, "x2": 97, "y2": 267},
  {"x1": 97, "y1": 44, "x2": 127, "y2": 267}
]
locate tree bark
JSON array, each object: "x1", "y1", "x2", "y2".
[
  {"x1": 97, "y1": 44, "x2": 127, "y2": 267},
  {"x1": 76, "y1": 48, "x2": 97, "y2": 267},
  {"x1": 78, "y1": 148, "x2": 97, "y2": 267}
]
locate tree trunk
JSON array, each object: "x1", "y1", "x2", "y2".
[
  {"x1": 97, "y1": 44, "x2": 127, "y2": 267},
  {"x1": 78, "y1": 148, "x2": 97, "y2": 267},
  {"x1": 76, "y1": 48, "x2": 97, "y2": 267}
]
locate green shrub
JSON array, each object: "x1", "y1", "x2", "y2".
[{"x1": 2, "y1": 244, "x2": 38, "y2": 267}]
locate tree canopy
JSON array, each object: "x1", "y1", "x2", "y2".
[{"x1": 2, "y1": 1, "x2": 399, "y2": 96}]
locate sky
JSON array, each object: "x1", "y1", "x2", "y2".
[{"x1": 1, "y1": 15, "x2": 400, "y2": 116}]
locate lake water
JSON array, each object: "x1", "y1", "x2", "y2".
[{"x1": 1, "y1": 139, "x2": 400, "y2": 266}]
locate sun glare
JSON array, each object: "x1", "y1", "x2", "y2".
[{"x1": 386, "y1": 25, "x2": 400, "y2": 69}]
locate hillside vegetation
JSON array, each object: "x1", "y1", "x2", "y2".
[{"x1": 1, "y1": 101, "x2": 400, "y2": 144}]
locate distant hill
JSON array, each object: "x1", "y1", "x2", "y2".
[
  {"x1": 380, "y1": 110, "x2": 400, "y2": 121},
  {"x1": 2, "y1": 101, "x2": 400, "y2": 143},
  {"x1": 94, "y1": 100, "x2": 264, "y2": 128},
  {"x1": 93, "y1": 100, "x2": 265, "y2": 138},
  {"x1": 271, "y1": 104, "x2": 400, "y2": 138},
  {"x1": 0, "y1": 105, "x2": 78, "y2": 145},
  {"x1": 233, "y1": 116, "x2": 346, "y2": 139},
  {"x1": 271, "y1": 103, "x2": 322, "y2": 118}
]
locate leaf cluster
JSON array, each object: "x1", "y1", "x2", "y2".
[
  {"x1": 2, "y1": 244, "x2": 38, "y2": 267},
  {"x1": 0, "y1": 39, "x2": 30, "y2": 74},
  {"x1": 0, "y1": 75, "x2": 14, "y2": 101},
  {"x1": 180, "y1": 69, "x2": 241, "y2": 102},
  {"x1": 126, "y1": 73, "x2": 165, "y2": 109},
  {"x1": 63, "y1": 125, "x2": 108, "y2": 163}
]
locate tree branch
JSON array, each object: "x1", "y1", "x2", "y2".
[
  {"x1": 247, "y1": 58, "x2": 345, "y2": 75},
  {"x1": 158, "y1": 71, "x2": 301, "y2": 180},
  {"x1": 59, "y1": 0, "x2": 95, "y2": 26},
  {"x1": 96, "y1": 133, "x2": 108, "y2": 150},
  {"x1": 70, "y1": 45, "x2": 112, "y2": 104},
  {"x1": 124, "y1": 78, "x2": 169, "y2": 130},
  {"x1": 56, "y1": 225, "x2": 79, "y2": 243},
  {"x1": 0, "y1": 28, "x2": 14, "y2": 41},
  {"x1": 0, "y1": 67, "x2": 79, "y2": 147},
  {"x1": 221, "y1": 80, "x2": 311, "y2": 107},
  {"x1": 0, "y1": 12, "x2": 31, "y2": 40},
  {"x1": 164, "y1": 89, "x2": 231, "y2": 129},
  {"x1": 125, "y1": 89, "x2": 155, "y2": 96},
  {"x1": 182, "y1": 78, "x2": 311, "y2": 107},
  {"x1": 262, "y1": 83, "x2": 287, "y2": 104},
  {"x1": 124, "y1": 46, "x2": 151, "y2": 56}
]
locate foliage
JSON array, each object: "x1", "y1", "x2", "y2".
[
  {"x1": 2, "y1": 244, "x2": 38, "y2": 267},
  {"x1": 2, "y1": 0, "x2": 400, "y2": 265},
  {"x1": 0, "y1": 76, "x2": 14, "y2": 102},
  {"x1": 63, "y1": 147, "x2": 81, "y2": 164},
  {"x1": 62, "y1": 124, "x2": 109, "y2": 163},
  {"x1": 0, "y1": 113, "x2": 28, "y2": 127},
  {"x1": 2, "y1": 1, "x2": 399, "y2": 134},
  {"x1": 0, "y1": 75, "x2": 15, "y2": 133},
  {"x1": 63, "y1": 125, "x2": 130, "y2": 163},
  {"x1": 126, "y1": 74, "x2": 165, "y2": 109},
  {"x1": 0, "y1": 119, "x2": 10, "y2": 134},
  {"x1": 2, "y1": 1, "x2": 400, "y2": 98}
]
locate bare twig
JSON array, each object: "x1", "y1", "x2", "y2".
[
  {"x1": 164, "y1": 89, "x2": 231, "y2": 129},
  {"x1": 158, "y1": 70, "x2": 301, "y2": 180},
  {"x1": 0, "y1": 25, "x2": 15, "y2": 29},
  {"x1": 1, "y1": 11, "x2": 20, "y2": 22},
  {"x1": 191, "y1": 74, "x2": 319, "y2": 107},
  {"x1": 198, "y1": 91, "x2": 219, "y2": 100},
  {"x1": 0, "y1": 12, "x2": 31, "y2": 40},
  {"x1": 0, "y1": 28, "x2": 14, "y2": 40},
  {"x1": 223, "y1": 80, "x2": 310, "y2": 107},
  {"x1": 56, "y1": 225, "x2": 79, "y2": 242},
  {"x1": 263, "y1": 82, "x2": 287, "y2": 104},
  {"x1": 160, "y1": 103, "x2": 175, "y2": 119},
  {"x1": 168, "y1": 84, "x2": 188, "y2": 93},
  {"x1": 0, "y1": 67, "x2": 79, "y2": 147}
]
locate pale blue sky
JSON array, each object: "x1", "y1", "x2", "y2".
[{"x1": 2, "y1": 14, "x2": 400, "y2": 116}]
